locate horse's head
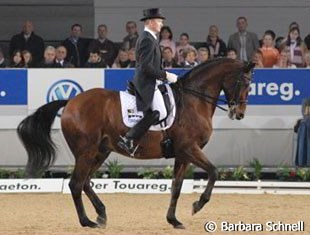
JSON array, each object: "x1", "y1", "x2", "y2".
[{"x1": 222, "y1": 61, "x2": 255, "y2": 120}]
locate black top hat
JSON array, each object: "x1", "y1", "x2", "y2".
[{"x1": 140, "y1": 8, "x2": 165, "y2": 21}]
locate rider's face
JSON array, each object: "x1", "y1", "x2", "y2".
[{"x1": 149, "y1": 19, "x2": 164, "y2": 33}]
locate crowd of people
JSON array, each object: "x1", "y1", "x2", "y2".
[{"x1": 0, "y1": 17, "x2": 309, "y2": 69}]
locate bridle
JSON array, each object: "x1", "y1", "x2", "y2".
[{"x1": 178, "y1": 71, "x2": 252, "y2": 112}]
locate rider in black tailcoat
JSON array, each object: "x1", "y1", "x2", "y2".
[{"x1": 118, "y1": 8, "x2": 178, "y2": 154}]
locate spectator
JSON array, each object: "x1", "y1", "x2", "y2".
[
  {"x1": 21, "y1": 50, "x2": 33, "y2": 68},
  {"x1": 273, "y1": 49, "x2": 296, "y2": 68},
  {"x1": 175, "y1": 33, "x2": 197, "y2": 65},
  {"x1": 260, "y1": 31, "x2": 279, "y2": 68},
  {"x1": 159, "y1": 26, "x2": 176, "y2": 57},
  {"x1": 10, "y1": 49, "x2": 24, "y2": 68},
  {"x1": 0, "y1": 48, "x2": 9, "y2": 68},
  {"x1": 251, "y1": 49, "x2": 264, "y2": 68},
  {"x1": 284, "y1": 27, "x2": 306, "y2": 67},
  {"x1": 54, "y1": 46, "x2": 74, "y2": 68},
  {"x1": 197, "y1": 47, "x2": 209, "y2": 64},
  {"x1": 227, "y1": 16, "x2": 259, "y2": 62},
  {"x1": 122, "y1": 21, "x2": 139, "y2": 50},
  {"x1": 88, "y1": 24, "x2": 118, "y2": 67},
  {"x1": 62, "y1": 23, "x2": 90, "y2": 67},
  {"x1": 304, "y1": 51, "x2": 310, "y2": 68},
  {"x1": 180, "y1": 47, "x2": 198, "y2": 68},
  {"x1": 112, "y1": 48, "x2": 130, "y2": 68},
  {"x1": 9, "y1": 20, "x2": 44, "y2": 65},
  {"x1": 304, "y1": 33, "x2": 310, "y2": 50},
  {"x1": 161, "y1": 47, "x2": 179, "y2": 68},
  {"x1": 38, "y1": 46, "x2": 56, "y2": 68},
  {"x1": 128, "y1": 48, "x2": 136, "y2": 68},
  {"x1": 226, "y1": 48, "x2": 238, "y2": 59},
  {"x1": 205, "y1": 25, "x2": 227, "y2": 58},
  {"x1": 275, "y1": 36, "x2": 285, "y2": 51},
  {"x1": 259, "y1": 29, "x2": 276, "y2": 47},
  {"x1": 84, "y1": 48, "x2": 107, "y2": 68}
]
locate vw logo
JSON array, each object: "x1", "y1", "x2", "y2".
[{"x1": 47, "y1": 79, "x2": 83, "y2": 102}]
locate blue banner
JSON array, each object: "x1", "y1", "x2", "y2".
[
  {"x1": 0, "y1": 69, "x2": 27, "y2": 105},
  {"x1": 249, "y1": 69, "x2": 310, "y2": 105},
  {"x1": 104, "y1": 68, "x2": 310, "y2": 105}
]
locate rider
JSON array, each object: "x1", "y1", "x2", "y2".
[{"x1": 118, "y1": 8, "x2": 178, "y2": 154}]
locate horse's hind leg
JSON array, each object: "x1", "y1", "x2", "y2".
[
  {"x1": 166, "y1": 159, "x2": 189, "y2": 229},
  {"x1": 69, "y1": 152, "x2": 99, "y2": 228},
  {"x1": 185, "y1": 146, "x2": 218, "y2": 215},
  {"x1": 83, "y1": 151, "x2": 110, "y2": 227}
]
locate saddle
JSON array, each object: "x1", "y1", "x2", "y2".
[{"x1": 120, "y1": 82, "x2": 176, "y2": 158}]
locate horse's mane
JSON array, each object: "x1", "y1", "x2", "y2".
[{"x1": 179, "y1": 58, "x2": 237, "y2": 82}]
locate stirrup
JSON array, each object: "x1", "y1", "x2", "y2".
[{"x1": 118, "y1": 136, "x2": 139, "y2": 157}]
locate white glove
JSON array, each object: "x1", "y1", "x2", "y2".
[{"x1": 165, "y1": 71, "x2": 178, "y2": 83}]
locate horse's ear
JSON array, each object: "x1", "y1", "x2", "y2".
[{"x1": 243, "y1": 61, "x2": 256, "y2": 73}]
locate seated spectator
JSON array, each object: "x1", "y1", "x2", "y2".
[
  {"x1": 84, "y1": 48, "x2": 107, "y2": 68},
  {"x1": 10, "y1": 49, "x2": 24, "y2": 68},
  {"x1": 284, "y1": 27, "x2": 307, "y2": 67},
  {"x1": 128, "y1": 48, "x2": 136, "y2": 68},
  {"x1": 259, "y1": 29, "x2": 276, "y2": 47},
  {"x1": 161, "y1": 47, "x2": 179, "y2": 68},
  {"x1": 122, "y1": 21, "x2": 139, "y2": 50},
  {"x1": 180, "y1": 47, "x2": 198, "y2": 68},
  {"x1": 0, "y1": 48, "x2": 9, "y2": 68},
  {"x1": 197, "y1": 47, "x2": 209, "y2": 64},
  {"x1": 54, "y1": 46, "x2": 74, "y2": 68},
  {"x1": 112, "y1": 48, "x2": 130, "y2": 68},
  {"x1": 9, "y1": 20, "x2": 44, "y2": 66},
  {"x1": 22, "y1": 50, "x2": 33, "y2": 68},
  {"x1": 275, "y1": 36, "x2": 285, "y2": 51},
  {"x1": 205, "y1": 25, "x2": 227, "y2": 58},
  {"x1": 304, "y1": 33, "x2": 310, "y2": 50},
  {"x1": 227, "y1": 48, "x2": 238, "y2": 59},
  {"x1": 88, "y1": 24, "x2": 118, "y2": 67},
  {"x1": 260, "y1": 31, "x2": 279, "y2": 68},
  {"x1": 38, "y1": 46, "x2": 56, "y2": 68},
  {"x1": 62, "y1": 23, "x2": 90, "y2": 67},
  {"x1": 159, "y1": 26, "x2": 176, "y2": 57},
  {"x1": 252, "y1": 49, "x2": 264, "y2": 68},
  {"x1": 273, "y1": 49, "x2": 296, "y2": 68},
  {"x1": 176, "y1": 33, "x2": 197, "y2": 65},
  {"x1": 304, "y1": 51, "x2": 310, "y2": 68}
]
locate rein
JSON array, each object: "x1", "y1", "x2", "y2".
[{"x1": 182, "y1": 87, "x2": 229, "y2": 111}]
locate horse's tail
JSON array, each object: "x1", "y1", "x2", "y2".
[{"x1": 17, "y1": 100, "x2": 68, "y2": 177}]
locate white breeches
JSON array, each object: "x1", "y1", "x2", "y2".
[{"x1": 151, "y1": 84, "x2": 167, "y2": 120}]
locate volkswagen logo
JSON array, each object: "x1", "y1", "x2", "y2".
[{"x1": 47, "y1": 79, "x2": 83, "y2": 102}]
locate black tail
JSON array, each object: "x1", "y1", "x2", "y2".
[{"x1": 17, "y1": 100, "x2": 68, "y2": 177}]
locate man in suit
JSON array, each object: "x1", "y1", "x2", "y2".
[
  {"x1": 54, "y1": 45, "x2": 74, "y2": 68},
  {"x1": 9, "y1": 20, "x2": 44, "y2": 66},
  {"x1": 62, "y1": 24, "x2": 90, "y2": 67},
  {"x1": 227, "y1": 16, "x2": 259, "y2": 62},
  {"x1": 118, "y1": 8, "x2": 178, "y2": 154}
]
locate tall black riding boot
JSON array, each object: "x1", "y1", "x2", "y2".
[{"x1": 118, "y1": 110, "x2": 160, "y2": 155}]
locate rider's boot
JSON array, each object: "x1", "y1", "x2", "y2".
[{"x1": 118, "y1": 110, "x2": 160, "y2": 155}]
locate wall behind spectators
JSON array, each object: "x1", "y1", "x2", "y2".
[
  {"x1": 94, "y1": 0, "x2": 310, "y2": 42},
  {"x1": 0, "y1": 0, "x2": 94, "y2": 40}
]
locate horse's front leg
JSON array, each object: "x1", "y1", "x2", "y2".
[
  {"x1": 185, "y1": 145, "x2": 218, "y2": 215},
  {"x1": 166, "y1": 158, "x2": 189, "y2": 229}
]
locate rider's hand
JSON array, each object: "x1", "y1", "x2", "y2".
[{"x1": 166, "y1": 71, "x2": 178, "y2": 83}]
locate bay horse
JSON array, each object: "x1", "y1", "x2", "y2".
[{"x1": 17, "y1": 58, "x2": 254, "y2": 229}]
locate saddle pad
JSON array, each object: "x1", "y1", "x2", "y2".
[{"x1": 120, "y1": 84, "x2": 176, "y2": 131}]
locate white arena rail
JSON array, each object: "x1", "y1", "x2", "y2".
[{"x1": 193, "y1": 180, "x2": 310, "y2": 195}]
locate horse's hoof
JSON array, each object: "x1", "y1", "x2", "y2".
[
  {"x1": 192, "y1": 201, "x2": 202, "y2": 215},
  {"x1": 81, "y1": 219, "x2": 99, "y2": 228},
  {"x1": 174, "y1": 224, "x2": 186, "y2": 229},
  {"x1": 97, "y1": 215, "x2": 107, "y2": 228}
]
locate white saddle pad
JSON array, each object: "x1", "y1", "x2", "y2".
[{"x1": 120, "y1": 84, "x2": 176, "y2": 131}]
